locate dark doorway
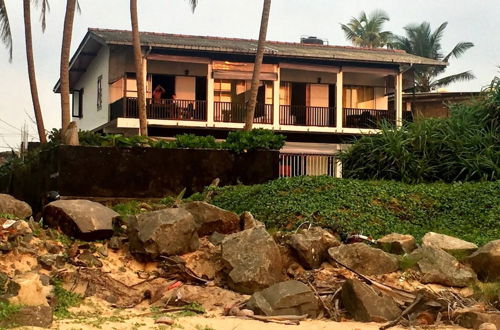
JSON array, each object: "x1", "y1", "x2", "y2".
[
  {"x1": 195, "y1": 77, "x2": 207, "y2": 101},
  {"x1": 329, "y1": 84, "x2": 336, "y2": 126},
  {"x1": 152, "y1": 75, "x2": 175, "y2": 99},
  {"x1": 291, "y1": 83, "x2": 307, "y2": 125}
]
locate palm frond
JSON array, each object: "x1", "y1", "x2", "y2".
[
  {"x1": 33, "y1": 0, "x2": 50, "y2": 32},
  {"x1": 431, "y1": 71, "x2": 476, "y2": 89},
  {"x1": 187, "y1": 0, "x2": 198, "y2": 13},
  {"x1": 76, "y1": 0, "x2": 81, "y2": 14},
  {"x1": 0, "y1": 0, "x2": 12, "y2": 61},
  {"x1": 443, "y1": 41, "x2": 474, "y2": 62}
]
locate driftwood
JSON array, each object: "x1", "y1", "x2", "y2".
[
  {"x1": 159, "y1": 256, "x2": 209, "y2": 284},
  {"x1": 308, "y1": 282, "x2": 334, "y2": 319},
  {"x1": 380, "y1": 292, "x2": 424, "y2": 330},
  {"x1": 245, "y1": 314, "x2": 307, "y2": 325}
]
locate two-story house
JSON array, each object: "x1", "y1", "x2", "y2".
[{"x1": 54, "y1": 29, "x2": 445, "y2": 177}]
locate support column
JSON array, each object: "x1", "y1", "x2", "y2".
[
  {"x1": 272, "y1": 66, "x2": 280, "y2": 130},
  {"x1": 142, "y1": 57, "x2": 148, "y2": 99},
  {"x1": 335, "y1": 70, "x2": 343, "y2": 130},
  {"x1": 206, "y1": 62, "x2": 215, "y2": 126},
  {"x1": 395, "y1": 71, "x2": 403, "y2": 127}
]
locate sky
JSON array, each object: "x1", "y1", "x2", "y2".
[{"x1": 0, "y1": 0, "x2": 499, "y2": 149}]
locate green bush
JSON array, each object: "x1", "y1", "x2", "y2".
[
  {"x1": 223, "y1": 129, "x2": 286, "y2": 153},
  {"x1": 208, "y1": 176, "x2": 500, "y2": 245},
  {"x1": 339, "y1": 77, "x2": 500, "y2": 183}
]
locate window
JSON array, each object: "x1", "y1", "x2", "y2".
[
  {"x1": 72, "y1": 89, "x2": 84, "y2": 118},
  {"x1": 214, "y1": 79, "x2": 273, "y2": 103},
  {"x1": 343, "y1": 86, "x2": 375, "y2": 109},
  {"x1": 97, "y1": 75, "x2": 103, "y2": 110}
]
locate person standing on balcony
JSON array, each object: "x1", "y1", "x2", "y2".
[{"x1": 153, "y1": 85, "x2": 166, "y2": 104}]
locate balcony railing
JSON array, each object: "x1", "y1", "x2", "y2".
[
  {"x1": 214, "y1": 101, "x2": 273, "y2": 124},
  {"x1": 279, "y1": 105, "x2": 335, "y2": 127},
  {"x1": 343, "y1": 108, "x2": 395, "y2": 128},
  {"x1": 110, "y1": 97, "x2": 207, "y2": 121}
]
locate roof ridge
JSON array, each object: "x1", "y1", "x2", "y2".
[{"x1": 87, "y1": 28, "x2": 407, "y2": 54}]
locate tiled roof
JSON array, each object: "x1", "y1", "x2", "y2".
[{"x1": 88, "y1": 28, "x2": 445, "y2": 67}]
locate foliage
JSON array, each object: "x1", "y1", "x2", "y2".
[
  {"x1": 208, "y1": 176, "x2": 500, "y2": 245},
  {"x1": 52, "y1": 278, "x2": 83, "y2": 319},
  {"x1": 472, "y1": 282, "x2": 500, "y2": 308},
  {"x1": 223, "y1": 129, "x2": 286, "y2": 153},
  {"x1": 339, "y1": 78, "x2": 500, "y2": 183},
  {"x1": 341, "y1": 9, "x2": 393, "y2": 48},
  {"x1": 0, "y1": 301, "x2": 21, "y2": 324},
  {"x1": 112, "y1": 201, "x2": 142, "y2": 216},
  {"x1": 390, "y1": 21, "x2": 474, "y2": 92}
]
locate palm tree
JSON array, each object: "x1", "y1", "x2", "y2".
[
  {"x1": 391, "y1": 22, "x2": 475, "y2": 92},
  {"x1": 0, "y1": 0, "x2": 12, "y2": 61},
  {"x1": 24, "y1": 0, "x2": 49, "y2": 143},
  {"x1": 130, "y1": 0, "x2": 199, "y2": 136},
  {"x1": 60, "y1": 0, "x2": 78, "y2": 142},
  {"x1": 341, "y1": 10, "x2": 393, "y2": 48},
  {"x1": 243, "y1": 0, "x2": 271, "y2": 131}
]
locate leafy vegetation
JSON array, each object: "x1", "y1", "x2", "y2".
[
  {"x1": 341, "y1": 10, "x2": 393, "y2": 48},
  {"x1": 52, "y1": 278, "x2": 83, "y2": 319},
  {"x1": 208, "y1": 176, "x2": 500, "y2": 245},
  {"x1": 0, "y1": 301, "x2": 21, "y2": 327},
  {"x1": 339, "y1": 78, "x2": 500, "y2": 183}
]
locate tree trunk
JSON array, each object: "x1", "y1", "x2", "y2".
[
  {"x1": 130, "y1": 0, "x2": 147, "y2": 136},
  {"x1": 60, "y1": 0, "x2": 77, "y2": 142},
  {"x1": 23, "y1": 0, "x2": 46, "y2": 143},
  {"x1": 244, "y1": 0, "x2": 271, "y2": 131}
]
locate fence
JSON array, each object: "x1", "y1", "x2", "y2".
[{"x1": 279, "y1": 153, "x2": 341, "y2": 178}]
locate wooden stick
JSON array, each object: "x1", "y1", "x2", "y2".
[
  {"x1": 379, "y1": 293, "x2": 423, "y2": 330},
  {"x1": 308, "y1": 282, "x2": 333, "y2": 319}
]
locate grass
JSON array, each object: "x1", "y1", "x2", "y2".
[
  {"x1": 0, "y1": 302, "x2": 22, "y2": 328},
  {"x1": 208, "y1": 176, "x2": 500, "y2": 245},
  {"x1": 52, "y1": 278, "x2": 83, "y2": 319},
  {"x1": 472, "y1": 282, "x2": 500, "y2": 307}
]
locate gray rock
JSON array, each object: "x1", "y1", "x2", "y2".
[
  {"x1": 247, "y1": 280, "x2": 319, "y2": 317},
  {"x1": 77, "y1": 251, "x2": 103, "y2": 268},
  {"x1": 376, "y1": 233, "x2": 416, "y2": 255},
  {"x1": 0, "y1": 194, "x2": 32, "y2": 219},
  {"x1": 411, "y1": 246, "x2": 477, "y2": 287},
  {"x1": 455, "y1": 308, "x2": 500, "y2": 330},
  {"x1": 221, "y1": 227, "x2": 283, "y2": 294},
  {"x1": 38, "y1": 254, "x2": 66, "y2": 270},
  {"x1": 182, "y1": 201, "x2": 239, "y2": 236},
  {"x1": 464, "y1": 240, "x2": 500, "y2": 282},
  {"x1": 422, "y1": 232, "x2": 478, "y2": 258},
  {"x1": 240, "y1": 211, "x2": 265, "y2": 230},
  {"x1": 208, "y1": 231, "x2": 226, "y2": 246},
  {"x1": 328, "y1": 243, "x2": 399, "y2": 275},
  {"x1": 43, "y1": 200, "x2": 118, "y2": 240},
  {"x1": 128, "y1": 208, "x2": 199, "y2": 259},
  {"x1": 0, "y1": 305, "x2": 53, "y2": 328},
  {"x1": 341, "y1": 278, "x2": 401, "y2": 322},
  {"x1": 289, "y1": 227, "x2": 341, "y2": 269},
  {"x1": 108, "y1": 236, "x2": 123, "y2": 250}
]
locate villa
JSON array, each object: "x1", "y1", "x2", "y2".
[{"x1": 54, "y1": 28, "x2": 445, "y2": 176}]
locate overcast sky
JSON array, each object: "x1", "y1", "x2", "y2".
[{"x1": 0, "y1": 0, "x2": 499, "y2": 148}]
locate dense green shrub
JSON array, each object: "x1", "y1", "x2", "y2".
[
  {"x1": 208, "y1": 176, "x2": 500, "y2": 245},
  {"x1": 339, "y1": 78, "x2": 500, "y2": 183},
  {"x1": 223, "y1": 129, "x2": 286, "y2": 153}
]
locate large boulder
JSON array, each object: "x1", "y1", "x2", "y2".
[
  {"x1": 411, "y1": 246, "x2": 477, "y2": 287},
  {"x1": 341, "y1": 278, "x2": 401, "y2": 322},
  {"x1": 181, "y1": 201, "x2": 239, "y2": 236},
  {"x1": 0, "y1": 194, "x2": 32, "y2": 219},
  {"x1": 376, "y1": 233, "x2": 416, "y2": 255},
  {"x1": 288, "y1": 227, "x2": 341, "y2": 269},
  {"x1": 328, "y1": 243, "x2": 399, "y2": 275},
  {"x1": 422, "y1": 232, "x2": 478, "y2": 258},
  {"x1": 464, "y1": 240, "x2": 500, "y2": 282},
  {"x1": 128, "y1": 208, "x2": 199, "y2": 259},
  {"x1": 247, "y1": 280, "x2": 319, "y2": 317},
  {"x1": 221, "y1": 227, "x2": 283, "y2": 294},
  {"x1": 0, "y1": 305, "x2": 53, "y2": 328},
  {"x1": 43, "y1": 200, "x2": 118, "y2": 240}
]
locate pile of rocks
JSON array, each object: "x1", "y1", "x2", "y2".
[{"x1": 0, "y1": 193, "x2": 498, "y2": 329}]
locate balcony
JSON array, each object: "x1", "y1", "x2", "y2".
[
  {"x1": 343, "y1": 108, "x2": 396, "y2": 128},
  {"x1": 214, "y1": 101, "x2": 273, "y2": 124},
  {"x1": 279, "y1": 105, "x2": 336, "y2": 127}
]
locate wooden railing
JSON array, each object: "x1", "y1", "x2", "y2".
[
  {"x1": 343, "y1": 108, "x2": 395, "y2": 128},
  {"x1": 110, "y1": 97, "x2": 207, "y2": 121},
  {"x1": 279, "y1": 105, "x2": 335, "y2": 127},
  {"x1": 214, "y1": 102, "x2": 273, "y2": 124}
]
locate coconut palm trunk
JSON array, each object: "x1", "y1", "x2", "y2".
[
  {"x1": 130, "y1": 0, "x2": 147, "y2": 136},
  {"x1": 23, "y1": 0, "x2": 47, "y2": 143},
  {"x1": 244, "y1": 0, "x2": 271, "y2": 131},
  {"x1": 60, "y1": 0, "x2": 77, "y2": 142}
]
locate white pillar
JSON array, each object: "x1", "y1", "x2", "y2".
[
  {"x1": 206, "y1": 62, "x2": 215, "y2": 126},
  {"x1": 273, "y1": 66, "x2": 280, "y2": 130},
  {"x1": 395, "y1": 71, "x2": 403, "y2": 127},
  {"x1": 335, "y1": 70, "x2": 343, "y2": 130}
]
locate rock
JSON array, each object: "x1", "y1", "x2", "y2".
[
  {"x1": 128, "y1": 208, "x2": 199, "y2": 259},
  {"x1": 43, "y1": 200, "x2": 118, "y2": 240},
  {"x1": 208, "y1": 231, "x2": 226, "y2": 246},
  {"x1": 289, "y1": 227, "x2": 341, "y2": 269},
  {"x1": 0, "y1": 305, "x2": 53, "y2": 328},
  {"x1": 45, "y1": 241, "x2": 64, "y2": 254},
  {"x1": 376, "y1": 233, "x2": 416, "y2": 255},
  {"x1": 479, "y1": 323, "x2": 497, "y2": 330},
  {"x1": 181, "y1": 239, "x2": 223, "y2": 280},
  {"x1": 464, "y1": 240, "x2": 500, "y2": 282},
  {"x1": 108, "y1": 236, "x2": 123, "y2": 250},
  {"x1": 97, "y1": 245, "x2": 108, "y2": 257},
  {"x1": 0, "y1": 194, "x2": 32, "y2": 219},
  {"x1": 76, "y1": 251, "x2": 103, "y2": 268},
  {"x1": 411, "y1": 246, "x2": 477, "y2": 287},
  {"x1": 246, "y1": 280, "x2": 319, "y2": 317},
  {"x1": 182, "y1": 201, "x2": 239, "y2": 236},
  {"x1": 0, "y1": 272, "x2": 8, "y2": 295},
  {"x1": 155, "y1": 316, "x2": 175, "y2": 325},
  {"x1": 328, "y1": 243, "x2": 399, "y2": 275},
  {"x1": 221, "y1": 227, "x2": 283, "y2": 294},
  {"x1": 38, "y1": 254, "x2": 66, "y2": 270},
  {"x1": 240, "y1": 211, "x2": 265, "y2": 230},
  {"x1": 455, "y1": 308, "x2": 500, "y2": 330},
  {"x1": 341, "y1": 278, "x2": 401, "y2": 323},
  {"x1": 173, "y1": 285, "x2": 247, "y2": 312},
  {"x1": 422, "y1": 232, "x2": 478, "y2": 258},
  {"x1": 6, "y1": 272, "x2": 52, "y2": 306}
]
